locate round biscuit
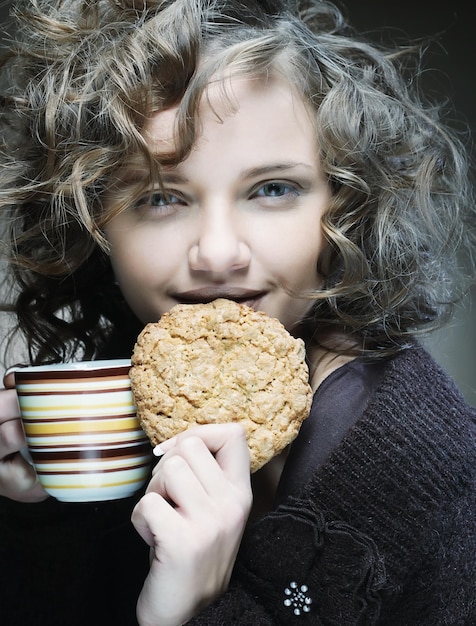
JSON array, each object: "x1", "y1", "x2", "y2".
[{"x1": 130, "y1": 298, "x2": 312, "y2": 472}]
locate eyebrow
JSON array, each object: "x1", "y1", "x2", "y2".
[
  {"x1": 240, "y1": 163, "x2": 315, "y2": 179},
  {"x1": 159, "y1": 162, "x2": 315, "y2": 185}
]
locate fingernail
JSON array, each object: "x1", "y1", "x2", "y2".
[
  {"x1": 153, "y1": 444, "x2": 166, "y2": 457},
  {"x1": 152, "y1": 436, "x2": 177, "y2": 457}
]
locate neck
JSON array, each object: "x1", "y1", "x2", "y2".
[{"x1": 307, "y1": 345, "x2": 356, "y2": 392}]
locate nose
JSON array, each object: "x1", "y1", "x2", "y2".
[{"x1": 188, "y1": 206, "x2": 251, "y2": 275}]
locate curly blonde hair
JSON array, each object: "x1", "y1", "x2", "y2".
[{"x1": 0, "y1": 0, "x2": 474, "y2": 363}]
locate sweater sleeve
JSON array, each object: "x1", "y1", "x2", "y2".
[{"x1": 188, "y1": 579, "x2": 277, "y2": 625}]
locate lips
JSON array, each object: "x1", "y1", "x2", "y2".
[{"x1": 174, "y1": 287, "x2": 266, "y2": 309}]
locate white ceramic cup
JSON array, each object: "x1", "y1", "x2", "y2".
[{"x1": 12, "y1": 359, "x2": 152, "y2": 502}]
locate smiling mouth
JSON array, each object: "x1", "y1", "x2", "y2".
[{"x1": 174, "y1": 288, "x2": 266, "y2": 308}]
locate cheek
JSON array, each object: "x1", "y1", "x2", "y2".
[
  {"x1": 109, "y1": 227, "x2": 180, "y2": 283},
  {"x1": 265, "y1": 228, "x2": 324, "y2": 287},
  {"x1": 108, "y1": 244, "x2": 168, "y2": 324}
]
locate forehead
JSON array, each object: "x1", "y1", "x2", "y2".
[{"x1": 142, "y1": 73, "x2": 315, "y2": 157}]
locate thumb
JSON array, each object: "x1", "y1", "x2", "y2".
[
  {"x1": 3, "y1": 364, "x2": 25, "y2": 389},
  {"x1": 3, "y1": 372, "x2": 16, "y2": 390}
]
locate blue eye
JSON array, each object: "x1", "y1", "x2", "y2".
[
  {"x1": 250, "y1": 181, "x2": 300, "y2": 208},
  {"x1": 133, "y1": 190, "x2": 184, "y2": 216},
  {"x1": 138, "y1": 192, "x2": 180, "y2": 207},
  {"x1": 150, "y1": 193, "x2": 170, "y2": 206},
  {"x1": 255, "y1": 182, "x2": 297, "y2": 197}
]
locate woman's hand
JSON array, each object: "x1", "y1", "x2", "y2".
[
  {"x1": 0, "y1": 370, "x2": 48, "y2": 502},
  {"x1": 132, "y1": 423, "x2": 252, "y2": 626}
]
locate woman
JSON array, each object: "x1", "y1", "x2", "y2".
[{"x1": 0, "y1": 1, "x2": 474, "y2": 624}]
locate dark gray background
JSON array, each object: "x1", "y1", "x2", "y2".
[
  {"x1": 346, "y1": 0, "x2": 476, "y2": 405},
  {"x1": 0, "y1": 1, "x2": 474, "y2": 403}
]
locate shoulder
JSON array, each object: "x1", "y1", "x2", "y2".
[
  {"x1": 364, "y1": 344, "x2": 475, "y2": 490},
  {"x1": 306, "y1": 343, "x2": 475, "y2": 571},
  {"x1": 372, "y1": 343, "x2": 476, "y2": 427}
]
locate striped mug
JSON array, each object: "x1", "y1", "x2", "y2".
[{"x1": 13, "y1": 359, "x2": 152, "y2": 502}]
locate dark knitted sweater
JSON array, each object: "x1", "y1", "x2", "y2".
[
  {"x1": 0, "y1": 345, "x2": 474, "y2": 625},
  {"x1": 189, "y1": 345, "x2": 476, "y2": 625}
]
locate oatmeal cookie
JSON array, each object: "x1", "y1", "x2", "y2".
[{"x1": 130, "y1": 299, "x2": 312, "y2": 472}]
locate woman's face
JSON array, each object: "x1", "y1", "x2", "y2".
[{"x1": 105, "y1": 74, "x2": 331, "y2": 334}]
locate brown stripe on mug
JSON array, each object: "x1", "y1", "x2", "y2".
[
  {"x1": 16, "y1": 368, "x2": 131, "y2": 382},
  {"x1": 36, "y1": 460, "x2": 152, "y2": 476},
  {"x1": 30, "y1": 441, "x2": 152, "y2": 462},
  {"x1": 21, "y1": 412, "x2": 137, "y2": 423},
  {"x1": 16, "y1": 385, "x2": 133, "y2": 397}
]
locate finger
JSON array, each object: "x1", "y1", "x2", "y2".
[
  {"x1": 132, "y1": 491, "x2": 180, "y2": 548},
  {"x1": 157, "y1": 434, "x2": 248, "y2": 508},
  {"x1": 0, "y1": 452, "x2": 48, "y2": 502},
  {"x1": 0, "y1": 389, "x2": 25, "y2": 457},
  {"x1": 0, "y1": 389, "x2": 21, "y2": 423},
  {"x1": 156, "y1": 423, "x2": 251, "y2": 487},
  {"x1": 148, "y1": 452, "x2": 217, "y2": 514},
  {"x1": 3, "y1": 363, "x2": 27, "y2": 389},
  {"x1": 0, "y1": 416, "x2": 26, "y2": 457},
  {"x1": 3, "y1": 370, "x2": 16, "y2": 390}
]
